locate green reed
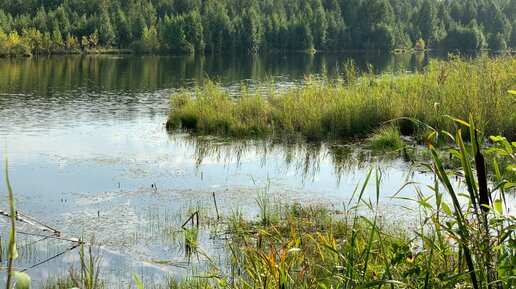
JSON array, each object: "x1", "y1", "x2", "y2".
[
  {"x1": 4, "y1": 155, "x2": 31, "y2": 289},
  {"x1": 167, "y1": 56, "x2": 515, "y2": 141}
]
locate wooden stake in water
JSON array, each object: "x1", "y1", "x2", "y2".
[{"x1": 213, "y1": 192, "x2": 220, "y2": 220}]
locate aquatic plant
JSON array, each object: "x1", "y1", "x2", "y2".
[
  {"x1": 367, "y1": 124, "x2": 404, "y2": 151},
  {"x1": 69, "y1": 238, "x2": 103, "y2": 289},
  {"x1": 167, "y1": 56, "x2": 516, "y2": 141}
]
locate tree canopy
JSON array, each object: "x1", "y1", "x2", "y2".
[{"x1": 0, "y1": 0, "x2": 514, "y2": 56}]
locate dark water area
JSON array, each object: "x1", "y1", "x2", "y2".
[
  {"x1": 0, "y1": 52, "x2": 432, "y2": 92},
  {"x1": 0, "y1": 52, "x2": 510, "y2": 287}
]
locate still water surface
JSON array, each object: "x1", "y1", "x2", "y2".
[{"x1": 0, "y1": 53, "x2": 499, "y2": 286}]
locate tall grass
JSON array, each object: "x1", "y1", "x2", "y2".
[{"x1": 167, "y1": 56, "x2": 516, "y2": 140}]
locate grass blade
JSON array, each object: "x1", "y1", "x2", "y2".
[{"x1": 5, "y1": 154, "x2": 18, "y2": 289}]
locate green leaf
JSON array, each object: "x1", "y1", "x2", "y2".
[
  {"x1": 418, "y1": 198, "x2": 433, "y2": 209},
  {"x1": 219, "y1": 278, "x2": 228, "y2": 286},
  {"x1": 13, "y1": 272, "x2": 31, "y2": 289},
  {"x1": 485, "y1": 148, "x2": 509, "y2": 156},
  {"x1": 442, "y1": 203, "x2": 452, "y2": 216},
  {"x1": 490, "y1": 135, "x2": 504, "y2": 142},
  {"x1": 133, "y1": 273, "x2": 145, "y2": 289},
  {"x1": 443, "y1": 115, "x2": 470, "y2": 128},
  {"x1": 449, "y1": 150, "x2": 461, "y2": 159},
  {"x1": 508, "y1": 90, "x2": 516, "y2": 95},
  {"x1": 504, "y1": 182, "x2": 516, "y2": 189},
  {"x1": 494, "y1": 199, "x2": 503, "y2": 214}
]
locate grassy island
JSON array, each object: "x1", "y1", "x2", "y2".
[{"x1": 167, "y1": 56, "x2": 515, "y2": 141}]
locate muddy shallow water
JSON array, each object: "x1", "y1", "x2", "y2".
[{"x1": 0, "y1": 54, "x2": 513, "y2": 287}]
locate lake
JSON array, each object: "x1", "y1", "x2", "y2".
[{"x1": 0, "y1": 52, "x2": 504, "y2": 287}]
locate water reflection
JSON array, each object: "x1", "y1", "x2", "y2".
[
  {"x1": 174, "y1": 135, "x2": 398, "y2": 186},
  {"x1": 0, "y1": 53, "x2": 437, "y2": 95}
]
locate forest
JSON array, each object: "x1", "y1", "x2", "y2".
[{"x1": 0, "y1": 0, "x2": 515, "y2": 56}]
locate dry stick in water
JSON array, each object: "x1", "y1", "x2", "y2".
[
  {"x1": 0, "y1": 209, "x2": 61, "y2": 236},
  {"x1": 181, "y1": 211, "x2": 199, "y2": 229},
  {"x1": 20, "y1": 243, "x2": 81, "y2": 272},
  {"x1": 213, "y1": 192, "x2": 220, "y2": 220}
]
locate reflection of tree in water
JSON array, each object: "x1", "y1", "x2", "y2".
[
  {"x1": 173, "y1": 135, "x2": 384, "y2": 184},
  {"x1": 0, "y1": 53, "x2": 437, "y2": 96}
]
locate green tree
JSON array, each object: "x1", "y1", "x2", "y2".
[
  {"x1": 33, "y1": 6, "x2": 48, "y2": 32},
  {"x1": 48, "y1": 6, "x2": 71, "y2": 35},
  {"x1": 202, "y1": 1, "x2": 232, "y2": 52},
  {"x1": 0, "y1": 0, "x2": 514, "y2": 55},
  {"x1": 444, "y1": 20, "x2": 485, "y2": 51},
  {"x1": 310, "y1": 0, "x2": 327, "y2": 49},
  {"x1": 22, "y1": 27, "x2": 43, "y2": 54},
  {"x1": 0, "y1": 29, "x2": 8, "y2": 56},
  {"x1": 489, "y1": 33, "x2": 507, "y2": 51},
  {"x1": 417, "y1": 0, "x2": 437, "y2": 46},
  {"x1": 363, "y1": 0, "x2": 393, "y2": 27},
  {"x1": 89, "y1": 29, "x2": 99, "y2": 48},
  {"x1": 292, "y1": 22, "x2": 314, "y2": 50},
  {"x1": 241, "y1": 8, "x2": 263, "y2": 52},
  {"x1": 81, "y1": 35, "x2": 89, "y2": 48},
  {"x1": 414, "y1": 37, "x2": 425, "y2": 50},
  {"x1": 368, "y1": 23, "x2": 395, "y2": 50},
  {"x1": 99, "y1": 7, "x2": 116, "y2": 47},
  {"x1": 160, "y1": 15, "x2": 192, "y2": 53},
  {"x1": 0, "y1": 8, "x2": 11, "y2": 33},
  {"x1": 393, "y1": 24, "x2": 412, "y2": 50},
  {"x1": 114, "y1": 9, "x2": 131, "y2": 48},
  {"x1": 51, "y1": 29, "x2": 64, "y2": 52},
  {"x1": 141, "y1": 25, "x2": 160, "y2": 53},
  {"x1": 65, "y1": 32, "x2": 79, "y2": 51},
  {"x1": 510, "y1": 21, "x2": 516, "y2": 47},
  {"x1": 184, "y1": 10, "x2": 204, "y2": 51}
]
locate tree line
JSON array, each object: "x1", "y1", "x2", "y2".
[{"x1": 0, "y1": 0, "x2": 514, "y2": 56}]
